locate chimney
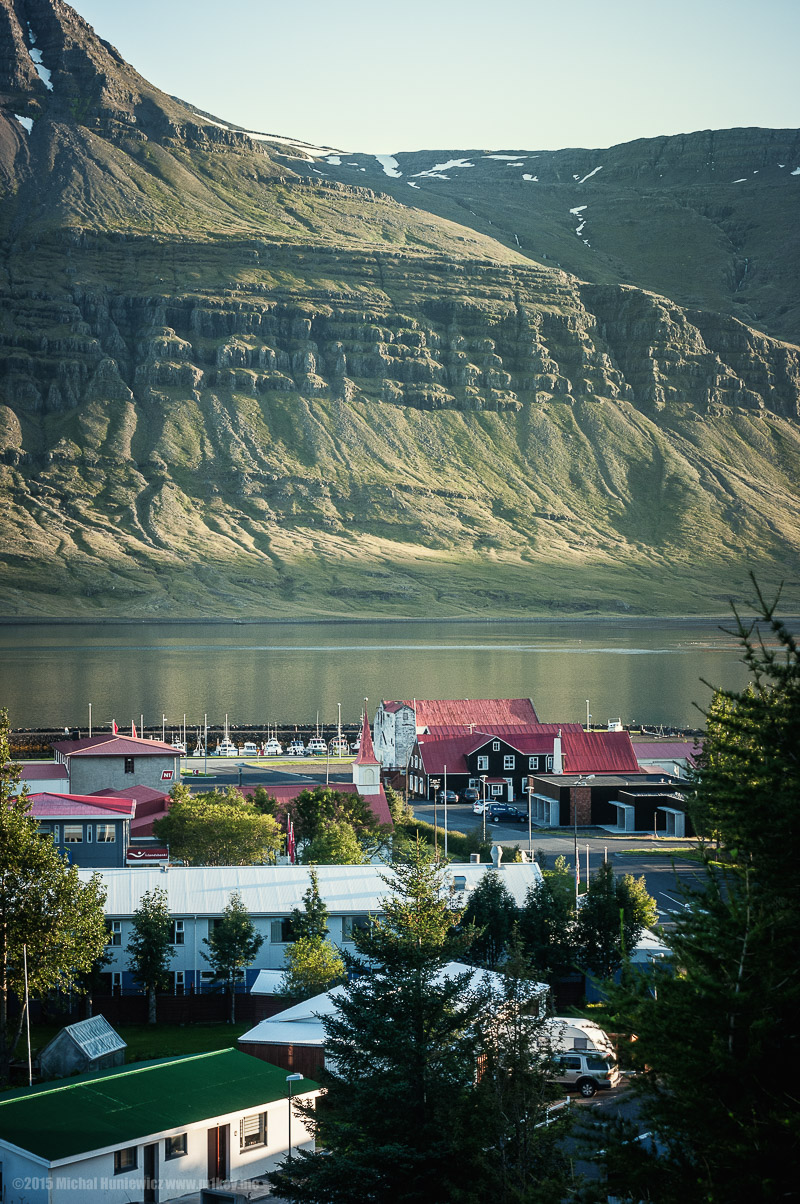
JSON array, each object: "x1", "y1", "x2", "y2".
[
  {"x1": 470, "y1": 852, "x2": 480, "y2": 864},
  {"x1": 553, "y1": 729, "x2": 563, "y2": 775},
  {"x1": 490, "y1": 845, "x2": 503, "y2": 870}
]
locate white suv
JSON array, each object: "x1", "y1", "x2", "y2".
[{"x1": 551, "y1": 1051, "x2": 620, "y2": 1097}]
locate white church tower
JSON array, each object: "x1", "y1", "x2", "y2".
[{"x1": 352, "y1": 708, "x2": 381, "y2": 796}]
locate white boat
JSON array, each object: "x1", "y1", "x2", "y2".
[
  {"x1": 329, "y1": 737, "x2": 349, "y2": 756},
  {"x1": 191, "y1": 730, "x2": 204, "y2": 758},
  {"x1": 239, "y1": 741, "x2": 258, "y2": 757},
  {"x1": 307, "y1": 736, "x2": 327, "y2": 755},
  {"x1": 171, "y1": 738, "x2": 187, "y2": 755},
  {"x1": 288, "y1": 739, "x2": 306, "y2": 755},
  {"x1": 264, "y1": 739, "x2": 283, "y2": 756},
  {"x1": 216, "y1": 738, "x2": 238, "y2": 757}
]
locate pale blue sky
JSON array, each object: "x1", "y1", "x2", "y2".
[{"x1": 69, "y1": 0, "x2": 799, "y2": 154}]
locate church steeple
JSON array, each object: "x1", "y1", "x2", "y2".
[{"x1": 353, "y1": 705, "x2": 380, "y2": 795}]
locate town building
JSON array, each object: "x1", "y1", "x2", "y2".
[
  {"x1": 373, "y1": 697, "x2": 539, "y2": 770},
  {"x1": 530, "y1": 773, "x2": 691, "y2": 834},
  {"x1": 27, "y1": 792, "x2": 135, "y2": 867},
  {"x1": 407, "y1": 726, "x2": 641, "y2": 807},
  {"x1": 9, "y1": 761, "x2": 70, "y2": 795},
  {"x1": 632, "y1": 739, "x2": 701, "y2": 780},
  {"x1": 238, "y1": 961, "x2": 534, "y2": 1077},
  {"x1": 78, "y1": 860, "x2": 543, "y2": 996},
  {"x1": 51, "y1": 734, "x2": 180, "y2": 795},
  {"x1": 0, "y1": 1048, "x2": 318, "y2": 1204}
]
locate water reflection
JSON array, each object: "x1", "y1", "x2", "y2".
[{"x1": 0, "y1": 619, "x2": 773, "y2": 730}]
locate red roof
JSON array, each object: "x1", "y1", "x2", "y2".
[
  {"x1": 415, "y1": 699, "x2": 539, "y2": 727},
  {"x1": 417, "y1": 735, "x2": 479, "y2": 775},
  {"x1": 250, "y1": 780, "x2": 393, "y2": 828},
  {"x1": 560, "y1": 730, "x2": 642, "y2": 775},
  {"x1": 27, "y1": 792, "x2": 135, "y2": 818},
  {"x1": 424, "y1": 723, "x2": 581, "y2": 739},
  {"x1": 381, "y1": 701, "x2": 414, "y2": 714},
  {"x1": 632, "y1": 741, "x2": 701, "y2": 763},
  {"x1": 93, "y1": 786, "x2": 170, "y2": 818},
  {"x1": 355, "y1": 710, "x2": 379, "y2": 767},
  {"x1": 18, "y1": 763, "x2": 70, "y2": 781},
  {"x1": 52, "y1": 735, "x2": 177, "y2": 757}
]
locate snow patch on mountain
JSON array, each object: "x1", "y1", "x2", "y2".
[
  {"x1": 484, "y1": 154, "x2": 528, "y2": 160},
  {"x1": 14, "y1": 114, "x2": 33, "y2": 133},
  {"x1": 577, "y1": 166, "x2": 603, "y2": 184},
  {"x1": 413, "y1": 158, "x2": 475, "y2": 178},
  {"x1": 375, "y1": 155, "x2": 402, "y2": 177},
  {"x1": 26, "y1": 24, "x2": 53, "y2": 90}
]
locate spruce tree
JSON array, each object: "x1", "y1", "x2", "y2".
[
  {"x1": 268, "y1": 844, "x2": 484, "y2": 1203},
  {"x1": 519, "y1": 854, "x2": 577, "y2": 983},
  {"x1": 575, "y1": 862, "x2": 656, "y2": 980},
  {"x1": 461, "y1": 868, "x2": 519, "y2": 967},
  {"x1": 595, "y1": 585, "x2": 800, "y2": 1202}
]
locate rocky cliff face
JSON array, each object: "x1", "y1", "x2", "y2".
[{"x1": 0, "y1": 0, "x2": 799, "y2": 618}]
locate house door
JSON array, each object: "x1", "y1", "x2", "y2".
[
  {"x1": 143, "y1": 1142, "x2": 158, "y2": 1203},
  {"x1": 504, "y1": 777, "x2": 513, "y2": 801},
  {"x1": 207, "y1": 1124, "x2": 230, "y2": 1185}
]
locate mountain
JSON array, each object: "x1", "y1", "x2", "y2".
[{"x1": 0, "y1": 0, "x2": 799, "y2": 619}]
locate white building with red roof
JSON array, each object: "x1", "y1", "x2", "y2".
[
  {"x1": 9, "y1": 761, "x2": 71, "y2": 795},
  {"x1": 373, "y1": 698, "x2": 540, "y2": 771},
  {"x1": 51, "y1": 734, "x2": 180, "y2": 795}
]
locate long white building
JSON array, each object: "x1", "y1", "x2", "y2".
[{"x1": 79, "y1": 860, "x2": 543, "y2": 995}]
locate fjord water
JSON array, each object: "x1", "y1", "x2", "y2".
[{"x1": 0, "y1": 619, "x2": 771, "y2": 732}]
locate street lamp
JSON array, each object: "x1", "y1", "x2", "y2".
[
  {"x1": 585, "y1": 700, "x2": 591, "y2": 731},
  {"x1": 480, "y1": 775, "x2": 488, "y2": 842},
  {"x1": 572, "y1": 775, "x2": 595, "y2": 900},
  {"x1": 286, "y1": 1072, "x2": 303, "y2": 1162},
  {"x1": 431, "y1": 779, "x2": 440, "y2": 859}
]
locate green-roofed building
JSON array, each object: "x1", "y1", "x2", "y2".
[{"x1": 0, "y1": 1048, "x2": 318, "y2": 1204}]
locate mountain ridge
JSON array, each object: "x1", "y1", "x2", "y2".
[{"x1": 1, "y1": 0, "x2": 799, "y2": 619}]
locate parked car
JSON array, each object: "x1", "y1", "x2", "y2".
[
  {"x1": 550, "y1": 1050, "x2": 620, "y2": 1097},
  {"x1": 435, "y1": 789, "x2": 460, "y2": 805},
  {"x1": 461, "y1": 787, "x2": 480, "y2": 805},
  {"x1": 486, "y1": 803, "x2": 527, "y2": 824},
  {"x1": 472, "y1": 798, "x2": 487, "y2": 814}
]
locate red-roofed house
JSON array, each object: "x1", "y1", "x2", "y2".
[
  {"x1": 52, "y1": 735, "x2": 179, "y2": 795},
  {"x1": 9, "y1": 762, "x2": 71, "y2": 795},
  {"x1": 373, "y1": 698, "x2": 539, "y2": 771},
  {"x1": 93, "y1": 786, "x2": 172, "y2": 838},
  {"x1": 27, "y1": 793, "x2": 135, "y2": 867},
  {"x1": 408, "y1": 725, "x2": 569, "y2": 803}
]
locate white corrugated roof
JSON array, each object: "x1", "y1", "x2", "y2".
[
  {"x1": 239, "y1": 962, "x2": 544, "y2": 1046},
  {"x1": 77, "y1": 862, "x2": 542, "y2": 917}
]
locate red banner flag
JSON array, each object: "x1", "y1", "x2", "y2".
[
  {"x1": 132, "y1": 721, "x2": 137, "y2": 737},
  {"x1": 112, "y1": 720, "x2": 118, "y2": 734}
]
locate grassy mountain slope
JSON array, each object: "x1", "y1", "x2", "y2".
[{"x1": 0, "y1": 0, "x2": 799, "y2": 618}]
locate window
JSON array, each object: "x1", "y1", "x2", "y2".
[
  {"x1": 96, "y1": 823, "x2": 116, "y2": 843},
  {"x1": 174, "y1": 970, "x2": 185, "y2": 995},
  {"x1": 63, "y1": 824, "x2": 83, "y2": 843},
  {"x1": 452, "y1": 875, "x2": 466, "y2": 893},
  {"x1": 165, "y1": 1133, "x2": 187, "y2": 1159},
  {"x1": 37, "y1": 823, "x2": 58, "y2": 841},
  {"x1": 342, "y1": 915, "x2": 370, "y2": 941},
  {"x1": 171, "y1": 920, "x2": 185, "y2": 946},
  {"x1": 240, "y1": 1112, "x2": 267, "y2": 1150},
  {"x1": 492, "y1": 741, "x2": 501, "y2": 751},
  {"x1": 124, "y1": 757, "x2": 134, "y2": 774},
  {"x1": 270, "y1": 919, "x2": 294, "y2": 943},
  {"x1": 491, "y1": 783, "x2": 504, "y2": 796},
  {"x1": 114, "y1": 1147, "x2": 137, "y2": 1174},
  {"x1": 86, "y1": 824, "x2": 93, "y2": 843},
  {"x1": 503, "y1": 755, "x2": 515, "y2": 770},
  {"x1": 108, "y1": 920, "x2": 122, "y2": 946},
  {"x1": 546, "y1": 755, "x2": 554, "y2": 771},
  {"x1": 528, "y1": 756, "x2": 539, "y2": 771},
  {"x1": 111, "y1": 971, "x2": 122, "y2": 993},
  {"x1": 477, "y1": 756, "x2": 488, "y2": 771}
]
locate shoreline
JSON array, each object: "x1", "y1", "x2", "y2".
[{"x1": 2, "y1": 613, "x2": 794, "y2": 629}]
